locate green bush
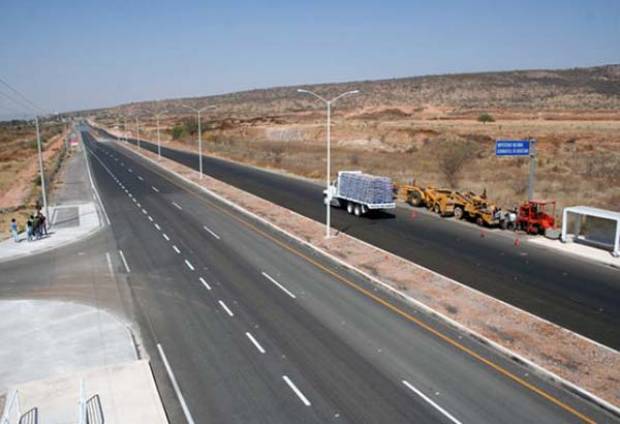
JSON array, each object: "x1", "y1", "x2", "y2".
[
  {"x1": 478, "y1": 113, "x2": 495, "y2": 124},
  {"x1": 171, "y1": 125, "x2": 186, "y2": 140}
]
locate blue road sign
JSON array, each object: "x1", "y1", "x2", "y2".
[{"x1": 495, "y1": 139, "x2": 530, "y2": 156}]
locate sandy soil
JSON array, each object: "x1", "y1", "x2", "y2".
[{"x1": 0, "y1": 130, "x2": 68, "y2": 239}]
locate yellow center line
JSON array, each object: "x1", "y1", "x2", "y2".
[{"x1": 119, "y1": 143, "x2": 598, "y2": 424}]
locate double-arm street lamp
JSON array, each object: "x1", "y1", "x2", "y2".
[
  {"x1": 297, "y1": 88, "x2": 359, "y2": 238},
  {"x1": 154, "y1": 100, "x2": 166, "y2": 160},
  {"x1": 135, "y1": 116, "x2": 141, "y2": 149},
  {"x1": 181, "y1": 104, "x2": 215, "y2": 178}
]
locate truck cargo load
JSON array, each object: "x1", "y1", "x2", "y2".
[{"x1": 325, "y1": 171, "x2": 395, "y2": 216}]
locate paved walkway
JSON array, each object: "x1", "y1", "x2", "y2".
[
  {"x1": 0, "y1": 202, "x2": 100, "y2": 263},
  {"x1": 530, "y1": 236, "x2": 620, "y2": 268},
  {"x1": 0, "y1": 300, "x2": 137, "y2": 392},
  {"x1": 0, "y1": 300, "x2": 166, "y2": 423},
  {"x1": 0, "y1": 134, "x2": 104, "y2": 263},
  {"x1": 6, "y1": 360, "x2": 168, "y2": 424}
]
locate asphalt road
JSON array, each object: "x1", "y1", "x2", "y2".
[
  {"x1": 57, "y1": 129, "x2": 618, "y2": 423},
  {"x1": 93, "y1": 127, "x2": 620, "y2": 350}
]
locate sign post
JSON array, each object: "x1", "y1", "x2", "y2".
[{"x1": 495, "y1": 139, "x2": 536, "y2": 200}]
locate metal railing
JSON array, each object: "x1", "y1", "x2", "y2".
[
  {"x1": 2, "y1": 380, "x2": 103, "y2": 424},
  {"x1": 78, "y1": 379, "x2": 104, "y2": 424},
  {"x1": 1, "y1": 391, "x2": 38, "y2": 424}
]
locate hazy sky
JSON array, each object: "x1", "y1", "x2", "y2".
[{"x1": 1, "y1": 0, "x2": 618, "y2": 118}]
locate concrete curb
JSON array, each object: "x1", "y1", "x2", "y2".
[{"x1": 115, "y1": 139, "x2": 620, "y2": 417}]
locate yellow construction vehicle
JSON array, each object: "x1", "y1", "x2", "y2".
[
  {"x1": 393, "y1": 182, "x2": 456, "y2": 216},
  {"x1": 452, "y1": 191, "x2": 500, "y2": 227}
]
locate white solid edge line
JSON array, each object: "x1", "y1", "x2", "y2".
[
  {"x1": 185, "y1": 259, "x2": 195, "y2": 271},
  {"x1": 172, "y1": 245, "x2": 180, "y2": 254},
  {"x1": 152, "y1": 186, "x2": 159, "y2": 192},
  {"x1": 218, "y1": 300, "x2": 234, "y2": 317},
  {"x1": 172, "y1": 201, "x2": 183, "y2": 210},
  {"x1": 245, "y1": 332, "x2": 266, "y2": 354},
  {"x1": 282, "y1": 376, "x2": 311, "y2": 406},
  {"x1": 118, "y1": 250, "x2": 130, "y2": 273},
  {"x1": 157, "y1": 344, "x2": 196, "y2": 424},
  {"x1": 163, "y1": 233, "x2": 170, "y2": 241},
  {"x1": 199, "y1": 277, "x2": 211, "y2": 290},
  {"x1": 402, "y1": 380, "x2": 461, "y2": 424},
  {"x1": 105, "y1": 252, "x2": 114, "y2": 277},
  {"x1": 261, "y1": 272, "x2": 296, "y2": 299},
  {"x1": 203, "y1": 225, "x2": 221, "y2": 240},
  {"x1": 81, "y1": 142, "x2": 111, "y2": 226}
]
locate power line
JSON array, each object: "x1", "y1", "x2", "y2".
[
  {"x1": 0, "y1": 75, "x2": 46, "y2": 114},
  {"x1": 0, "y1": 88, "x2": 36, "y2": 114}
]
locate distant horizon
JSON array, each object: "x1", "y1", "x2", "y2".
[
  {"x1": 1, "y1": 0, "x2": 618, "y2": 119},
  {"x1": 3, "y1": 61, "x2": 618, "y2": 121}
]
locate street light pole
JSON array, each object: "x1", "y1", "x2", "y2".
[
  {"x1": 154, "y1": 101, "x2": 165, "y2": 161},
  {"x1": 297, "y1": 88, "x2": 359, "y2": 238},
  {"x1": 135, "y1": 117, "x2": 140, "y2": 149},
  {"x1": 197, "y1": 110, "x2": 203, "y2": 177},
  {"x1": 34, "y1": 116, "x2": 49, "y2": 221},
  {"x1": 181, "y1": 104, "x2": 215, "y2": 179},
  {"x1": 122, "y1": 115, "x2": 128, "y2": 144}
]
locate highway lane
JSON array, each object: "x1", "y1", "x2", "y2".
[
  {"x1": 93, "y1": 126, "x2": 620, "y2": 350},
  {"x1": 82, "y1": 130, "x2": 618, "y2": 423}
]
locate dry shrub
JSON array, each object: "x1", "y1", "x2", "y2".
[{"x1": 437, "y1": 136, "x2": 482, "y2": 188}]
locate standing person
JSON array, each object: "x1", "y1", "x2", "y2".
[
  {"x1": 26, "y1": 216, "x2": 34, "y2": 242},
  {"x1": 32, "y1": 213, "x2": 41, "y2": 240},
  {"x1": 38, "y1": 211, "x2": 48, "y2": 236},
  {"x1": 10, "y1": 218, "x2": 19, "y2": 242}
]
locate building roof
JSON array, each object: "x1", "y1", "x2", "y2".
[{"x1": 563, "y1": 206, "x2": 620, "y2": 222}]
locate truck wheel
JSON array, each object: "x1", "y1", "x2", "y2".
[
  {"x1": 354, "y1": 204, "x2": 362, "y2": 216},
  {"x1": 454, "y1": 206, "x2": 464, "y2": 220},
  {"x1": 433, "y1": 203, "x2": 441, "y2": 215},
  {"x1": 347, "y1": 202, "x2": 354, "y2": 214},
  {"x1": 409, "y1": 191, "x2": 423, "y2": 207},
  {"x1": 476, "y1": 217, "x2": 484, "y2": 227}
]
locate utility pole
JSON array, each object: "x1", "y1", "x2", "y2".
[
  {"x1": 35, "y1": 116, "x2": 49, "y2": 221},
  {"x1": 527, "y1": 138, "x2": 536, "y2": 201}
]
